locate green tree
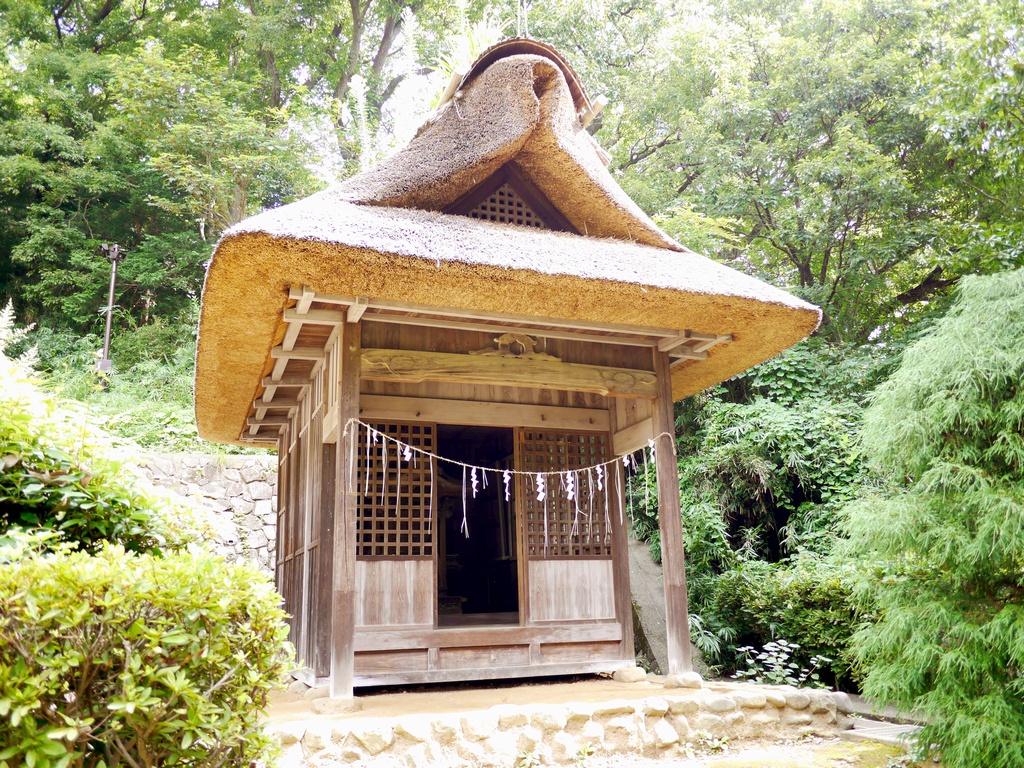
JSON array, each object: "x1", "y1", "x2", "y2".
[
  {"x1": 536, "y1": 0, "x2": 1009, "y2": 344},
  {"x1": 844, "y1": 268, "x2": 1024, "y2": 767},
  {"x1": 916, "y1": 1, "x2": 1024, "y2": 276},
  {"x1": 0, "y1": 4, "x2": 318, "y2": 333}
]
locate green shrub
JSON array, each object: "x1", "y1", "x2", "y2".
[
  {"x1": 732, "y1": 639, "x2": 831, "y2": 688},
  {"x1": 0, "y1": 345, "x2": 178, "y2": 552},
  {"x1": 632, "y1": 392, "x2": 864, "y2": 570},
  {"x1": 844, "y1": 268, "x2": 1024, "y2": 766},
  {"x1": 0, "y1": 534, "x2": 292, "y2": 768},
  {"x1": 703, "y1": 555, "x2": 863, "y2": 688}
]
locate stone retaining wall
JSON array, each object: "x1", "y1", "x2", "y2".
[
  {"x1": 269, "y1": 681, "x2": 840, "y2": 767},
  {"x1": 134, "y1": 453, "x2": 278, "y2": 574}
]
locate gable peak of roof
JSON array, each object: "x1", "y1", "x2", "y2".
[{"x1": 334, "y1": 39, "x2": 683, "y2": 250}]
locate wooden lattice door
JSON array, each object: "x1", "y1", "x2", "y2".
[
  {"x1": 516, "y1": 428, "x2": 614, "y2": 559},
  {"x1": 353, "y1": 421, "x2": 436, "y2": 627},
  {"x1": 515, "y1": 428, "x2": 618, "y2": 623},
  {"x1": 356, "y1": 422, "x2": 435, "y2": 559}
]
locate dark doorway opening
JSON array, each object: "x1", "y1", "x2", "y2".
[{"x1": 436, "y1": 425, "x2": 518, "y2": 626}]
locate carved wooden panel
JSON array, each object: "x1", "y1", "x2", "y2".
[
  {"x1": 361, "y1": 349, "x2": 657, "y2": 399},
  {"x1": 516, "y1": 428, "x2": 613, "y2": 559},
  {"x1": 357, "y1": 422, "x2": 435, "y2": 558}
]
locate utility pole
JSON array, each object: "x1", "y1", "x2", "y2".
[{"x1": 97, "y1": 243, "x2": 125, "y2": 378}]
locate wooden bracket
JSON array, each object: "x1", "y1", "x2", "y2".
[
  {"x1": 252, "y1": 395, "x2": 300, "y2": 410},
  {"x1": 262, "y1": 374, "x2": 311, "y2": 388},
  {"x1": 347, "y1": 297, "x2": 369, "y2": 323}
]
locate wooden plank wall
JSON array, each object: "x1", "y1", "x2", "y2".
[
  {"x1": 355, "y1": 560, "x2": 434, "y2": 627},
  {"x1": 527, "y1": 560, "x2": 616, "y2": 621},
  {"x1": 275, "y1": 338, "x2": 329, "y2": 676}
]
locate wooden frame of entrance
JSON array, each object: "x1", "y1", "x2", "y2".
[{"x1": 254, "y1": 287, "x2": 719, "y2": 696}]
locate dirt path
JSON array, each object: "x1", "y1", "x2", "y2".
[{"x1": 583, "y1": 738, "x2": 904, "y2": 767}]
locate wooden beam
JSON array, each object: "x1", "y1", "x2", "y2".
[
  {"x1": 670, "y1": 349, "x2": 709, "y2": 361},
  {"x1": 608, "y1": 402, "x2": 636, "y2": 665},
  {"x1": 580, "y1": 94, "x2": 608, "y2": 129},
  {"x1": 364, "y1": 311, "x2": 659, "y2": 348},
  {"x1": 289, "y1": 287, "x2": 683, "y2": 340},
  {"x1": 331, "y1": 318, "x2": 361, "y2": 699},
  {"x1": 295, "y1": 285, "x2": 316, "y2": 314},
  {"x1": 254, "y1": 299, "x2": 311, "y2": 435},
  {"x1": 361, "y1": 349, "x2": 657, "y2": 399},
  {"x1": 657, "y1": 333, "x2": 687, "y2": 353},
  {"x1": 314, "y1": 445, "x2": 337, "y2": 677},
  {"x1": 612, "y1": 416, "x2": 654, "y2": 455},
  {"x1": 353, "y1": 622, "x2": 621, "y2": 652},
  {"x1": 353, "y1": 660, "x2": 626, "y2": 688},
  {"x1": 262, "y1": 375, "x2": 311, "y2": 388},
  {"x1": 248, "y1": 415, "x2": 291, "y2": 427},
  {"x1": 254, "y1": 356, "x2": 290, "y2": 416},
  {"x1": 281, "y1": 287, "x2": 313, "y2": 350},
  {"x1": 271, "y1": 345, "x2": 326, "y2": 361},
  {"x1": 346, "y1": 296, "x2": 369, "y2": 323},
  {"x1": 659, "y1": 330, "x2": 719, "y2": 353},
  {"x1": 653, "y1": 350, "x2": 692, "y2": 675},
  {"x1": 284, "y1": 308, "x2": 345, "y2": 325},
  {"x1": 692, "y1": 333, "x2": 733, "y2": 353},
  {"x1": 358, "y1": 395, "x2": 610, "y2": 432},
  {"x1": 253, "y1": 395, "x2": 300, "y2": 410},
  {"x1": 239, "y1": 435, "x2": 278, "y2": 444}
]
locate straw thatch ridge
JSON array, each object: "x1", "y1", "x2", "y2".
[
  {"x1": 451, "y1": 38, "x2": 591, "y2": 114},
  {"x1": 335, "y1": 53, "x2": 680, "y2": 250}
]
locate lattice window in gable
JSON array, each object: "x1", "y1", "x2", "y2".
[{"x1": 468, "y1": 183, "x2": 549, "y2": 230}]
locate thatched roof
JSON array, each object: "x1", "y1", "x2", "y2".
[{"x1": 195, "y1": 39, "x2": 821, "y2": 445}]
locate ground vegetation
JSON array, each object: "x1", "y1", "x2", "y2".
[{"x1": 0, "y1": 313, "x2": 292, "y2": 768}]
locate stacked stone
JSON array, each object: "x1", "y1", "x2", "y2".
[
  {"x1": 269, "y1": 681, "x2": 839, "y2": 767},
  {"x1": 136, "y1": 453, "x2": 278, "y2": 575}
]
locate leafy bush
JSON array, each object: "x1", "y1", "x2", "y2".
[
  {"x1": 733, "y1": 639, "x2": 831, "y2": 688},
  {"x1": 702, "y1": 556, "x2": 863, "y2": 688},
  {"x1": 631, "y1": 391, "x2": 864, "y2": 575},
  {"x1": 844, "y1": 268, "x2": 1024, "y2": 766},
  {"x1": 0, "y1": 533, "x2": 292, "y2": 768},
  {"x1": 0, "y1": 341, "x2": 181, "y2": 552}
]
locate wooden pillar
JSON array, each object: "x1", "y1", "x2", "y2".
[
  {"x1": 330, "y1": 317, "x2": 361, "y2": 698},
  {"x1": 607, "y1": 401, "x2": 635, "y2": 662},
  {"x1": 313, "y1": 444, "x2": 336, "y2": 677},
  {"x1": 653, "y1": 350, "x2": 692, "y2": 674}
]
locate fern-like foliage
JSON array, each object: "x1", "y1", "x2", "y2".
[
  {"x1": 843, "y1": 267, "x2": 1024, "y2": 768},
  {"x1": 0, "y1": 300, "x2": 37, "y2": 369}
]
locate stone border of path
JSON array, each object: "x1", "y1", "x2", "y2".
[
  {"x1": 266, "y1": 673, "x2": 843, "y2": 767},
  {"x1": 834, "y1": 692, "x2": 923, "y2": 749}
]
